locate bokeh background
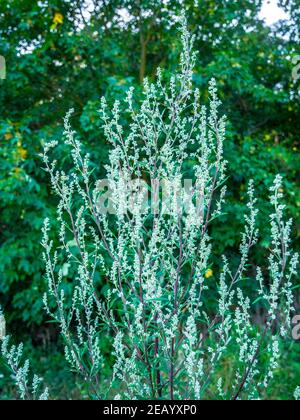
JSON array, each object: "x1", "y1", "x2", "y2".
[{"x1": 0, "y1": 0, "x2": 299, "y2": 399}]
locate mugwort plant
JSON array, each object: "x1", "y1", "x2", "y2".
[
  {"x1": 0, "y1": 307, "x2": 49, "y2": 400},
  {"x1": 40, "y1": 15, "x2": 299, "y2": 400},
  {"x1": 5, "y1": 15, "x2": 295, "y2": 400}
]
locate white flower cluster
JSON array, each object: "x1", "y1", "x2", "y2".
[{"x1": 40, "y1": 14, "x2": 298, "y2": 400}]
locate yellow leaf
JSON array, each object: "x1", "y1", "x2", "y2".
[
  {"x1": 4, "y1": 132, "x2": 13, "y2": 140},
  {"x1": 53, "y1": 12, "x2": 63, "y2": 25},
  {"x1": 205, "y1": 269, "x2": 213, "y2": 279},
  {"x1": 17, "y1": 147, "x2": 27, "y2": 160}
]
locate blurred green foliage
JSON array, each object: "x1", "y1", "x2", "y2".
[{"x1": 0, "y1": 0, "x2": 299, "y2": 399}]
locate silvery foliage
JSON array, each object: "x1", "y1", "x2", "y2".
[
  {"x1": 0, "y1": 307, "x2": 5, "y2": 340},
  {"x1": 0, "y1": 307, "x2": 49, "y2": 400},
  {"x1": 41, "y1": 15, "x2": 298, "y2": 400}
]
